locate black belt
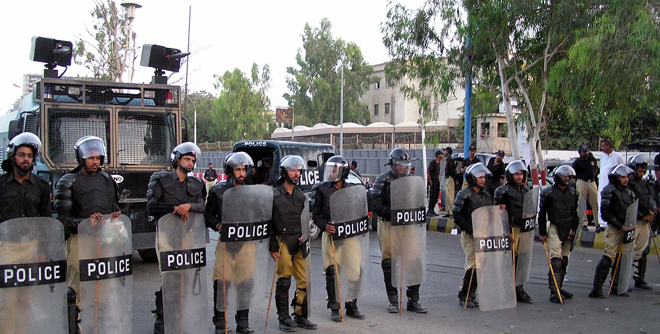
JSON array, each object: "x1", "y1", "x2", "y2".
[{"x1": 579, "y1": 179, "x2": 595, "y2": 183}]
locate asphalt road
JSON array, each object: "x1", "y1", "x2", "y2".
[{"x1": 129, "y1": 230, "x2": 660, "y2": 334}]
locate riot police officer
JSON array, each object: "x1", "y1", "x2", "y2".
[
  {"x1": 588, "y1": 164, "x2": 637, "y2": 298},
  {"x1": 0, "y1": 133, "x2": 53, "y2": 334},
  {"x1": 312, "y1": 155, "x2": 365, "y2": 322},
  {"x1": 538, "y1": 165, "x2": 579, "y2": 303},
  {"x1": 371, "y1": 148, "x2": 427, "y2": 313},
  {"x1": 453, "y1": 163, "x2": 492, "y2": 308},
  {"x1": 269, "y1": 155, "x2": 317, "y2": 332},
  {"x1": 54, "y1": 136, "x2": 121, "y2": 333},
  {"x1": 0, "y1": 133, "x2": 51, "y2": 221},
  {"x1": 627, "y1": 155, "x2": 657, "y2": 290},
  {"x1": 205, "y1": 152, "x2": 258, "y2": 334},
  {"x1": 146, "y1": 142, "x2": 206, "y2": 334},
  {"x1": 494, "y1": 160, "x2": 533, "y2": 304}
]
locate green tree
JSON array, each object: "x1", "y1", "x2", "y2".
[
  {"x1": 73, "y1": 0, "x2": 139, "y2": 82},
  {"x1": 186, "y1": 91, "x2": 217, "y2": 143},
  {"x1": 284, "y1": 18, "x2": 376, "y2": 126},
  {"x1": 211, "y1": 64, "x2": 275, "y2": 142},
  {"x1": 551, "y1": 0, "x2": 660, "y2": 148}
]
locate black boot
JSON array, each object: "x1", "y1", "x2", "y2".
[
  {"x1": 516, "y1": 285, "x2": 533, "y2": 304},
  {"x1": 325, "y1": 266, "x2": 341, "y2": 322},
  {"x1": 213, "y1": 280, "x2": 233, "y2": 333},
  {"x1": 382, "y1": 259, "x2": 399, "y2": 313},
  {"x1": 293, "y1": 290, "x2": 317, "y2": 330},
  {"x1": 634, "y1": 257, "x2": 652, "y2": 290},
  {"x1": 345, "y1": 300, "x2": 365, "y2": 319},
  {"x1": 609, "y1": 253, "x2": 630, "y2": 296},
  {"x1": 548, "y1": 258, "x2": 563, "y2": 303},
  {"x1": 458, "y1": 268, "x2": 477, "y2": 308},
  {"x1": 235, "y1": 309, "x2": 254, "y2": 334},
  {"x1": 589, "y1": 256, "x2": 611, "y2": 298},
  {"x1": 559, "y1": 257, "x2": 573, "y2": 299},
  {"x1": 67, "y1": 288, "x2": 81, "y2": 334},
  {"x1": 152, "y1": 288, "x2": 164, "y2": 334},
  {"x1": 406, "y1": 285, "x2": 427, "y2": 313},
  {"x1": 275, "y1": 277, "x2": 296, "y2": 332}
]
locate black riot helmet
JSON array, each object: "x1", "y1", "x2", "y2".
[
  {"x1": 278, "y1": 155, "x2": 305, "y2": 185},
  {"x1": 224, "y1": 152, "x2": 254, "y2": 179},
  {"x1": 74, "y1": 136, "x2": 106, "y2": 166},
  {"x1": 2, "y1": 132, "x2": 42, "y2": 173},
  {"x1": 505, "y1": 160, "x2": 527, "y2": 185},
  {"x1": 608, "y1": 164, "x2": 634, "y2": 186},
  {"x1": 628, "y1": 154, "x2": 648, "y2": 172},
  {"x1": 170, "y1": 142, "x2": 201, "y2": 169},
  {"x1": 465, "y1": 162, "x2": 492, "y2": 187},
  {"x1": 553, "y1": 165, "x2": 576, "y2": 186},
  {"x1": 323, "y1": 155, "x2": 350, "y2": 183},
  {"x1": 387, "y1": 148, "x2": 411, "y2": 177}
]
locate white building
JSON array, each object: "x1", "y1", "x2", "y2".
[{"x1": 360, "y1": 62, "x2": 464, "y2": 127}]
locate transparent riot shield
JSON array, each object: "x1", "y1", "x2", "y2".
[
  {"x1": 216, "y1": 185, "x2": 272, "y2": 315},
  {"x1": 472, "y1": 206, "x2": 516, "y2": 311},
  {"x1": 299, "y1": 201, "x2": 313, "y2": 318},
  {"x1": 158, "y1": 212, "x2": 208, "y2": 334},
  {"x1": 0, "y1": 218, "x2": 67, "y2": 334},
  {"x1": 390, "y1": 176, "x2": 427, "y2": 287},
  {"x1": 515, "y1": 187, "x2": 539, "y2": 286},
  {"x1": 329, "y1": 185, "x2": 370, "y2": 301},
  {"x1": 78, "y1": 214, "x2": 132, "y2": 334},
  {"x1": 617, "y1": 199, "x2": 638, "y2": 295}
]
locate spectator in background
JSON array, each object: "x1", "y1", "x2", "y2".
[
  {"x1": 596, "y1": 139, "x2": 625, "y2": 233},
  {"x1": 351, "y1": 160, "x2": 362, "y2": 177},
  {"x1": 485, "y1": 150, "x2": 506, "y2": 197},
  {"x1": 443, "y1": 147, "x2": 459, "y2": 218},
  {"x1": 427, "y1": 151, "x2": 443, "y2": 216},
  {"x1": 204, "y1": 163, "x2": 218, "y2": 195},
  {"x1": 461, "y1": 145, "x2": 480, "y2": 189},
  {"x1": 410, "y1": 166, "x2": 416, "y2": 175},
  {"x1": 572, "y1": 144, "x2": 599, "y2": 231}
]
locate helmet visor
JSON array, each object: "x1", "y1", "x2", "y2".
[
  {"x1": 226, "y1": 152, "x2": 254, "y2": 169},
  {"x1": 392, "y1": 160, "x2": 411, "y2": 176},
  {"x1": 282, "y1": 155, "x2": 305, "y2": 172},
  {"x1": 323, "y1": 161, "x2": 348, "y2": 182},
  {"x1": 77, "y1": 138, "x2": 106, "y2": 160}
]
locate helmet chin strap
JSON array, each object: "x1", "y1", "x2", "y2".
[
  {"x1": 178, "y1": 164, "x2": 193, "y2": 174},
  {"x1": 83, "y1": 165, "x2": 97, "y2": 175},
  {"x1": 11, "y1": 160, "x2": 31, "y2": 177},
  {"x1": 285, "y1": 174, "x2": 298, "y2": 185}
]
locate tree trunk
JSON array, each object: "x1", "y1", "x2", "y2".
[{"x1": 495, "y1": 48, "x2": 520, "y2": 159}]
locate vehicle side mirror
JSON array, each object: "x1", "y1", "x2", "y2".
[
  {"x1": 8, "y1": 119, "x2": 22, "y2": 140},
  {"x1": 181, "y1": 117, "x2": 189, "y2": 142}
]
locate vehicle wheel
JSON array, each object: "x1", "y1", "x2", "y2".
[{"x1": 138, "y1": 248, "x2": 159, "y2": 263}]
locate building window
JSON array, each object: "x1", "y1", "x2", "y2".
[
  {"x1": 481, "y1": 122, "x2": 490, "y2": 137},
  {"x1": 385, "y1": 103, "x2": 390, "y2": 114},
  {"x1": 376, "y1": 80, "x2": 381, "y2": 89},
  {"x1": 497, "y1": 123, "x2": 508, "y2": 137},
  {"x1": 374, "y1": 104, "x2": 379, "y2": 115}
]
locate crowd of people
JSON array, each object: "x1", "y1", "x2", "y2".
[{"x1": 0, "y1": 133, "x2": 657, "y2": 334}]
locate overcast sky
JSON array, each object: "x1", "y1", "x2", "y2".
[{"x1": 0, "y1": 0, "x2": 427, "y2": 114}]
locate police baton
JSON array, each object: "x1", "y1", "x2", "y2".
[
  {"x1": 608, "y1": 242, "x2": 624, "y2": 296},
  {"x1": 542, "y1": 240, "x2": 563, "y2": 304},
  {"x1": 265, "y1": 241, "x2": 283, "y2": 331},
  {"x1": 330, "y1": 229, "x2": 345, "y2": 322},
  {"x1": 647, "y1": 224, "x2": 660, "y2": 266},
  {"x1": 511, "y1": 228, "x2": 517, "y2": 284},
  {"x1": 222, "y1": 243, "x2": 228, "y2": 334},
  {"x1": 464, "y1": 268, "x2": 475, "y2": 310}
]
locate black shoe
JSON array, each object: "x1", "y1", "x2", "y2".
[
  {"x1": 515, "y1": 286, "x2": 533, "y2": 304},
  {"x1": 154, "y1": 318, "x2": 164, "y2": 334},
  {"x1": 387, "y1": 301, "x2": 399, "y2": 313},
  {"x1": 215, "y1": 328, "x2": 234, "y2": 334},
  {"x1": 294, "y1": 315, "x2": 317, "y2": 330},
  {"x1": 560, "y1": 289, "x2": 573, "y2": 299},
  {"x1": 427, "y1": 211, "x2": 438, "y2": 217},
  {"x1": 595, "y1": 226, "x2": 605, "y2": 233},
  {"x1": 459, "y1": 298, "x2": 476, "y2": 308},
  {"x1": 345, "y1": 302, "x2": 365, "y2": 319},
  {"x1": 442, "y1": 214, "x2": 452, "y2": 218},
  {"x1": 588, "y1": 288, "x2": 606, "y2": 299},
  {"x1": 406, "y1": 301, "x2": 427, "y2": 313},
  {"x1": 635, "y1": 280, "x2": 652, "y2": 290},
  {"x1": 330, "y1": 309, "x2": 341, "y2": 322},
  {"x1": 278, "y1": 318, "x2": 297, "y2": 332},
  {"x1": 549, "y1": 293, "x2": 563, "y2": 304},
  {"x1": 581, "y1": 225, "x2": 589, "y2": 232},
  {"x1": 235, "y1": 326, "x2": 253, "y2": 334}
]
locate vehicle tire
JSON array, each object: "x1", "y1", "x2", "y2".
[{"x1": 138, "y1": 248, "x2": 159, "y2": 263}]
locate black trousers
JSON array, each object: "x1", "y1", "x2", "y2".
[{"x1": 428, "y1": 179, "x2": 440, "y2": 211}]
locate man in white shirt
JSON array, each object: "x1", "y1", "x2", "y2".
[{"x1": 596, "y1": 139, "x2": 625, "y2": 232}]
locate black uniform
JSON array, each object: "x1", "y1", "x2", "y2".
[
  {"x1": 428, "y1": 159, "x2": 442, "y2": 213},
  {"x1": 485, "y1": 160, "x2": 505, "y2": 196},
  {"x1": 371, "y1": 170, "x2": 424, "y2": 309},
  {"x1": 0, "y1": 172, "x2": 52, "y2": 222},
  {"x1": 589, "y1": 183, "x2": 637, "y2": 297},
  {"x1": 453, "y1": 186, "x2": 492, "y2": 305},
  {"x1": 494, "y1": 183, "x2": 530, "y2": 229},
  {"x1": 572, "y1": 155, "x2": 598, "y2": 182},
  {"x1": 270, "y1": 183, "x2": 311, "y2": 323},
  {"x1": 146, "y1": 170, "x2": 206, "y2": 334},
  {"x1": 204, "y1": 169, "x2": 219, "y2": 183},
  {"x1": 445, "y1": 156, "x2": 459, "y2": 183}
]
